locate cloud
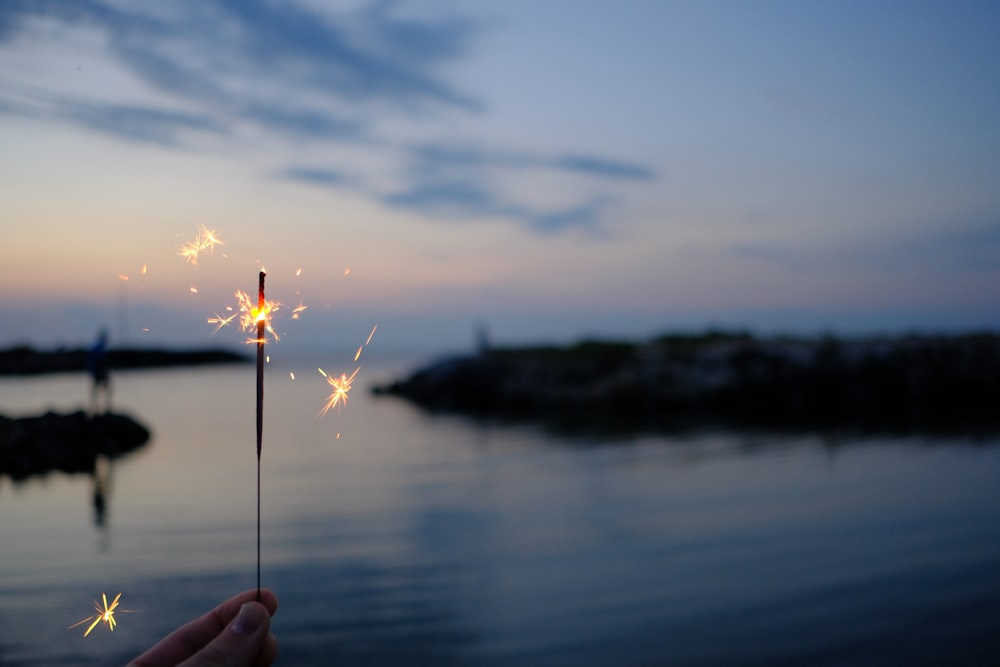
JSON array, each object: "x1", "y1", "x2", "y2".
[
  {"x1": 0, "y1": 0, "x2": 652, "y2": 234},
  {"x1": 551, "y1": 156, "x2": 654, "y2": 181},
  {"x1": 61, "y1": 99, "x2": 226, "y2": 146},
  {"x1": 724, "y1": 221, "x2": 1000, "y2": 274},
  {"x1": 0, "y1": 0, "x2": 479, "y2": 135},
  {"x1": 382, "y1": 180, "x2": 525, "y2": 220},
  {"x1": 529, "y1": 198, "x2": 609, "y2": 234},
  {"x1": 406, "y1": 143, "x2": 654, "y2": 182},
  {"x1": 278, "y1": 166, "x2": 350, "y2": 188},
  {"x1": 380, "y1": 180, "x2": 608, "y2": 234}
]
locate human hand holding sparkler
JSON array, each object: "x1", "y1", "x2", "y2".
[{"x1": 126, "y1": 589, "x2": 279, "y2": 667}]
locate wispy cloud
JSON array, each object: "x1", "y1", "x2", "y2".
[
  {"x1": 0, "y1": 0, "x2": 652, "y2": 233},
  {"x1": 723, "y1": 220, "x2": 1000, "y2": 274},
  {"x1": 406, "y1": 143, "x2": 653, "y2": 181},
  {"x1": 278, "y1": 166, "x2": 350, "y2": 188}
]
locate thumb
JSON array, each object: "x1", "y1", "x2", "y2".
[{"x1": 180, "y1": 602, "x2": 274, "y2": 667}]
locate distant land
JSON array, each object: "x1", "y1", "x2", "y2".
[
  {"x1": 0, "y1": 344, "x2": 249, "y2": 376},
  {"x1": 374, "y1": 330, "x2": 1000, "y2": 434},
  {"x1": 0, "y1": 410, "x2": 150, "y2": 480}
]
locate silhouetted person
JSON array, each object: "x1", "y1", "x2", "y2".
[{"x1": 87, "y1": 328, "x2": 111, "y2": 415}]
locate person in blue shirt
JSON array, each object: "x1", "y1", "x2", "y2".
[{"x1": 87, "y1": 328, "x2": 111, "y2": 415}]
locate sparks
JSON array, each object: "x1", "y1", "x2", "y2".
[
  {"x1": 291, "y1": 302, "x2": 308, "y2": 320},
  {"x1": 318, "y1": 367, "x2": 359, "y2": 416},
  {"x1": 69, "y1": 592, "x2": 131, "y2": 637},
  {"x1": 354, "y1": 324, "x2": 378, "y2": 362},
  {"x1": 208, "y1": 311, "x2": 237, "y2": 334},
  {"x1": 178, "y1": 225, "x2": 225, "y2": 265},
  {"x1": 235, "y1": 289, "x2": 280, "y2": 343}
]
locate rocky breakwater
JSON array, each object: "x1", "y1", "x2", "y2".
[
  {"x1": 374, "y1": 332, "x2": 1000, "y2": 432},
  {"x1": 0, "y1": 411, "x2": 151, "y2": 480},
  {"x1": 0, "y1": 345, "x2": 248, "y2": 375}
]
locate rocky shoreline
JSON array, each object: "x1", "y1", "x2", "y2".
[
  {"x1": 374, "y1": 331, "x2": 1000, "y2": 433},
  {"x1": 0, "y1": 345, "x2": 248, "y2": 375},
  {"x1": 0, "y1": 411, "x2": 151, "y2": 480}
]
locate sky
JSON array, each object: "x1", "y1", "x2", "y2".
[{"x1": 1, "y1": 0, "x2": 999, "y2": 357}]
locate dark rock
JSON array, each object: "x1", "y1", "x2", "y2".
[
  {"x1": 0, "y1": 411, "x2": 151, "y2": 480},
  {"x1": 0, "y1": 345, "x2": 248, "y2": 376},
  {"x1": 373, "y1": 332, "x2": 1000, "y2": 434}
]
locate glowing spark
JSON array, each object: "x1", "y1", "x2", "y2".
[
  {"x1": 344, "y1": 267, "x2": 351, "y2": 276},
  {"x1": 178, "y1": 225, "x2": 225, "y2": 265},
  {"x1": 318, "y1": 367, "x2": 359, "y2": 416},
  {"x1": 291, "y1": 302, "x2": 308, "y2": 320},
  {"x1": 70, "y1": 592, "x2": 131, "y2": 637},
  {"x1": 143, "y1": 328, "x2": 150, "y2": 333},
  {"x1": 290, "y1": 372, "x2": 295, "y2": 380},
  {"x1": 295, "y1": 267, "x2": 302, "y2": 277},
  {"x1": 208, "y1": 312, "x2": 237, "y2": 334},
  {"x1": 178, "y1": 241, "x2": 201, "y2": 264},
  {"x1": 118, "y1": 274, "x2": 129, "y2": 281},
  {"x1": 198, "y1": 225, "x2": 224, "y2": 253},
  {"x1": 353, "y1": 324, "x2": 378, "y2": 362},
  {"x1": 235, "y1": 290, "x2": 280, "y2": 343},
  {"x1": 190, "y1": 286, "x2": 199, "y2": 294},
  {"x1": 141, "y1": 264, "x2": 148, "y2": 275}
]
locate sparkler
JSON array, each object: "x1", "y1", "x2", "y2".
[
  {"x1": 254, "y1": 271, "x2": 265, "y2": 600},
  {"x1": 69, "y1": 592, "x2": 134, "y2": 637}
]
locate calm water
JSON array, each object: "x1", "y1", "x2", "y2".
[{"x1": 1, "y1": 358, "x2": 999, "y2": 666}]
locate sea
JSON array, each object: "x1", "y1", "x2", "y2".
[{"x1": 1, "y1": 353, "x2": 998, "y2": 666}]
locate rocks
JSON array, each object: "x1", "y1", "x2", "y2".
[
  {"x1": 0, "y1": 411, "x2": 151, "y2": 480},
  {"x1": 0, "y1": 345, "x2": 248, "y2": 376},
  {"x1": 374, "y1": 332, "x2": 1000, "y2": 433}
]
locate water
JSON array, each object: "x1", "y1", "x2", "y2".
[{"x1": 1, "y1": 358, "x2": 999, "y2": 665}]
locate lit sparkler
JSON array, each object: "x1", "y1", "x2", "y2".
[
  {"x1": 235, "y1": 289, "x2": 280, "y2": 343},
  {"x1": 69, "y1": 592, "x2": 133, "y2": 637},
  {"x1": 254, "y1": 271, "x2": 266, "y2": 600}
]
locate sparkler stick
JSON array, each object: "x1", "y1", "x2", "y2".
[{"x1": 256, "y1": 270, "x2": 265, "y2": 601}]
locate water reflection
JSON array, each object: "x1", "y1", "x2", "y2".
[{"x1": 2, "y1": 368, "x2": 999, "y2": 666}]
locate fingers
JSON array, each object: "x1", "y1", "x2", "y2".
[
  {"x1": 127, "y1": 590, "x2": 278, "y2": 667},
  {"x1": 177, "y1": 601, "x2": 275, "y2": 667}
]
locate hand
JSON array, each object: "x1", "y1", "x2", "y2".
[{"x1": 127, "y1": 589, "x2": 279, "y2": 667}]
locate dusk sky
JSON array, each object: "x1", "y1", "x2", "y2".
[{"x1": 2, "y1": 1, "x2": 999, "y2": 356}]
